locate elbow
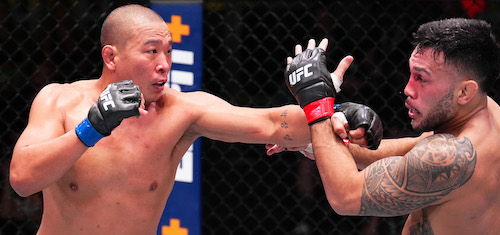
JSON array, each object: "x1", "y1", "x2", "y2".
[
  {"x1": 9, "y1": 169, "x2": 37, "y2": 197},
  {"x1": 325, "y1": 192, "x2": 360, "y2": 216},
  {"x1": 10, "y1": 148, "x2": 44, "y2": 197}
]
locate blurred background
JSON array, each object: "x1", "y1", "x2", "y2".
[{"x1": 1, "y1": 0, "x2": 500, "y2": 234}]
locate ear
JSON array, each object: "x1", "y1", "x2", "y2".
[
  {"x1": 457, "y1": 79, "x2": 478, "y2": 105},
  {"x1": 102, "y1": 45, "x2": 118, "y2": 71}
]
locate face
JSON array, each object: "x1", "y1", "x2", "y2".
[
  {"x1": 115, "y1": 20, "x2": 172, "y2": 103},
  {"x1": 404, "y1": 48, "x2": 457, "y2": 132}
]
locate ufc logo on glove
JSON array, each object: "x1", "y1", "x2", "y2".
[
  {"x1": 284, "y1": 48, "x2": 337, "y2": 125},
  {"x1": 100, "y1": 87, "x2": 116, "y2": 111},
  {"x1": 288, "y1": 63, "x2": 313, "y2": 86}
]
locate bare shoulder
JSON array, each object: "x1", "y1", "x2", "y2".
[
  {"x1": 414, "y1": 133, "x2": 472, "y2": 150},
  {"x1": 33, "y1": 83, "x2": 72, "y2": 109},
  {"x1": 16, "y1": 80, "x2": 98, "y2": 145},
  {"x1": 409, "y1": 134, "x2": 477, "y2": 188},
  {"x1": 359, "y1": 133, "x2": 477, "y2": 216},
  {"x1": 488, "y1": 96, "x2": 500, "y2": 110},
  {"x1": 488, "y1": 97, "x2": 500, "y2": 122},
  {"x1": 175, "y1": 90, "x2": 231, "y2": 106},
  {"x1": 164, "y1": 90, "x2": 233, "y2": 114},
  {"x1": 34, "y1": 80, "x2": 97, "y2": 108}
]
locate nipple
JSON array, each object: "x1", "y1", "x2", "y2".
[
  {"x1": 149, "y1": 181, "x2": 158, "y2": 191},
  {"x1": 70, "y1": 182, "x2": 79, "y2": 191}
]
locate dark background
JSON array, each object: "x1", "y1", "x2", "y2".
[{"x1": 1, "y1": 0, "x2": 500, "y2": 234}]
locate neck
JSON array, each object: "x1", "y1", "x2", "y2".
[
  {"x1": 435, "y1": 94, "x2": 487, "y2": 135},
  {"x1": 97, "y1": 68, "x2": 112, "y2": 86}
]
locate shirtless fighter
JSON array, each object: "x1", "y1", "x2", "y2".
[
  {"x1": 9, "y1": 4, "x2": 381, "y2": 235},
  {"x1": 287, "y1": 18, "x2": 500, "y2": 234}
]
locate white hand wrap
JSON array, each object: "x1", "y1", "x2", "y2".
[
  {"x1": 332, "y1": 111, "x2": 348, "y2": 126},
  {"x1": 331, "y1": 72, "x2": 342, "y2": 93},
  {"x1": 298, "y1": 144, "x2": 315, "y2": 160}
]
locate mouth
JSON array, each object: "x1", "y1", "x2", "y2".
[
  {"x1": 153, "y1": 81, "x2": 166, "y2": 87},
  {"x1": 405, "y1": 101, "x2": 419, "y2": 119}
]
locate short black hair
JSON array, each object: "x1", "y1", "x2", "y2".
[{"x1": 412, "y1": 18, "x2": 500, "y2": 93}]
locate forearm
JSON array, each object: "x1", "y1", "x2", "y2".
[
  {"x1": 349, "y1": 132, "x2": 432, "y2": 169},
  {"x1": 270, "y1": 105, "x2": 311, "y2": 147},
  {"x1": 311, "y1": 119, "x2": 363, "y2": 215},
  {"x1": 10, "y1": 131, "x2": 88, "y2": 197}
]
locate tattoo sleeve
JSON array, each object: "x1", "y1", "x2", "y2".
[{"x1": 359, "y1": 134, "x2": 476, "y2": 216}]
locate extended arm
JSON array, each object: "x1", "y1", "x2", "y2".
[
  {"x1": 188, "y1": 39, "x2": 349, "y2": 147},
  {"x1": 187, "y1": 91, "x2": 312, "y2": 147},
  {"x1": 266, "y1": 132, "x2": 431, "y2": 170},
  {"x1": 311, "y1": 119, "x2": 476, "y2": 216},
  {"x1": 349, "y1": 132, "x2": 432, "y2": 169}
]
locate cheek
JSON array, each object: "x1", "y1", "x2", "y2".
[
  {"x1": 127, "y1": 60, "x2": 153, "y2": 76},
  {"x1": 422, "y1": 90, "x2": 450, "y2": 112}
]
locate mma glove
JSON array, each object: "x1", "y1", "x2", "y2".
[
  {"x1": 335, "y1": 102, "x2": 383, "y2": 150},
  {"x1": 75, "y1": 80, "x2": 141, "y2": 147},
  {"x1": 285, "y1": 48, "x2": 336, "y2": 125},
  {"x1": 298, "y1": 102, "x2": 383, "y2": 159}
]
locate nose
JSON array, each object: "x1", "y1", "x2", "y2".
[
  {"x1": 403, "y1": 78, "x2": 415, "y2": 99},
  {"x1": 156, "y1": 64, "x2": 167, "y2": 75},
  {"x1": 156, "y1": 52, "x2": 171, "y2": 75}
]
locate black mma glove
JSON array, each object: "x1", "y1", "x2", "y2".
[
  {"x1": 335, "y1": 102, "x2": 383, "y2": 150},
  {"x1": 75, "y1": 80, "x2": 141, "y2": 147},
  {"x1": 285, "y1": 48, "x2": 336, "y2": 125}
]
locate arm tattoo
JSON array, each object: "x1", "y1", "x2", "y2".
[
  {"x1": 280, "y1": 110, "x2": 293, "y2": 141},
  {"x1": 359, "y1": 134, "x2": 476, "y2": 216},
  {"x1": 280, "y1": 110, "x2": 288, "y2": 118}
]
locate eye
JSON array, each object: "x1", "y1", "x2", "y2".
[
  {"x1": 413, "y1": 74, "x2": 426, "y2": 83},
  {"x1": 167, "y1": 49, "x2": 172, "y2": 54},
  {"x1": 149, "y1": 49, "x2": 157, "y2": 54},
  {"x1": 418, "y1": 75, "x2": 427, "y2": 82}
]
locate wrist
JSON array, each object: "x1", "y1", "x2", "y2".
[
  {"x1": 303, "y1": 97, "x2": 335, "y2": 125},
  {"x1": 75, "y1": 118, "x2": 105, "y2": 147}
]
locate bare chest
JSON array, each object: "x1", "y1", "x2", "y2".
[
  {"x1": 60, "y1": 105, "x2": 195, "y2": 197},
  {"x1": 403, "y1": 158, "x2": 500, "y2": 234}
]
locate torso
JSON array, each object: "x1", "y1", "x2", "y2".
[
  {"x1": 37, "y1": 80, "x2": 201, "y2": 235},
  {"x1": 401, "y1": 98, "x2": 500, "y2": 235}
]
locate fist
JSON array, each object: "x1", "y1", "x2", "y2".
[
  {"x1": 335, "y1": 102, "x2": 383, "y2": 150},
  {"x1": 88, "y1": 80, "x2": 141, "y2": 136}
]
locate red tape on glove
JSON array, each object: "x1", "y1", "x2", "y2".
[{"x1": 303, "y1": 97, "x2": 335, "y2": 125}]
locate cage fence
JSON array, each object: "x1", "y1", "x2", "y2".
[{"x1": 1, "y1": 0, "x2": 500, "y2": 234}]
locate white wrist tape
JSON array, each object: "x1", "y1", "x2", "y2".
[
  {"x1": 332, "y1": 111, "x2": 348, "y2": 125},
  {"x1": 299, "y1": 144, "x2": 315, "y2": 160},
  {"x1": 331, "y1": 73, "x2": 342, "y2": 93}
]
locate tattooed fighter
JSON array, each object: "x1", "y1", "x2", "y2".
[{"x1": 285, "y1": 19, "x2": 500, "y2": 234}]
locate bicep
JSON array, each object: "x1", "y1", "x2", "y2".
[{"x1": 358, "y1": 134, "x2": 476, "y2": 216}]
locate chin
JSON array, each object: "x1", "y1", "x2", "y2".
[
  {"x1": 146, "y1": 93, "x2": 163, "y2": 103},
  {"x1": 412, "y1": 121, "x2": 438, "y2": 133},
  {"x1": 411, "y1": 120, "x2": 425, "y2": 132}
]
